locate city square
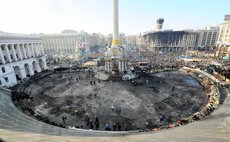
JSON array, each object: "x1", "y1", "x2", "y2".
[
  {"x1": 11, "y1": 69, "x2": 206, "y2": 131},
  {"x1": 0, "y1": 0, "x2": 230, "y2": 142}
]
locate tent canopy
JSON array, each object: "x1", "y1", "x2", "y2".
[{"x1": 83, "y1": 61, "x2": 97, "y2": 67}]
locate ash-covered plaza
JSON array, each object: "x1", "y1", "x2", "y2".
[{"x1": 11, "y1": 69, "x2": 206, "y2": 131}]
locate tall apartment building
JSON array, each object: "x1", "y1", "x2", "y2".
[
  {"x1": 125, "y1": 35, "x2": 137, "y2": 46},
  {"x1": 42, "y1": 33, "x2": 89, "y2": 59},
  {"x1": 88, "y1": 33, "x2": 107, "y2": 52},
  {"x1": 196, "y1": 26, "x2": 219, "y2": 51},
  {"x1": 42, "y1": 31, "x2": 108, "y2": 60},
  {"x1": 0, "y1": 32, "x2": 47, "y2": 87},
  {"x1": 215, "y1": 15, "x2": 230, "y2": 59}
]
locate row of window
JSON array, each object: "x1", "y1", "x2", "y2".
[
  {"x1": 0, "y1": 45, "x2": 43, "y2": 59},
  {"x1": 0, "y1": 66, "x2": 8, "y2": 85},
  {"x1": 0, "y1": 53, "x2": 39, "y2": 63}
]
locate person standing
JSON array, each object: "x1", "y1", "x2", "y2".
[
  {"x1": 112, "y1": 123, "x2": 117, "y2": 131},
  {"x1": 125, "y1": 123, "x2": 128, "y2": 131},
  {"x1": 160, "y1": 113, "x2": 165, "y2": 121},
  {"x1": 89, "y1": 120, "x2": 93, "y2": 129},
  {"x1": 118, "y1": 123, "x2": 121, "y2": 131},
  {"x1": 95, "y1": 116, "x2": 99, "y2": 130},
  {"x1": 105, "y1": 122, "x2": 111, "y2": 131}
]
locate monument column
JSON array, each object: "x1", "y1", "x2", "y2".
[{"x1": 112, "y1": 0, "x2": 120, "y2": 46}]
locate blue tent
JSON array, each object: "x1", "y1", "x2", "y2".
[{"x1": 223, "y1": 56, "x2": 229, "y2": 60}]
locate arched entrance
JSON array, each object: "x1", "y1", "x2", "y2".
[
  {"x1": 24, "y1": 63, "x2": 30, "y2": 77},
  {"x1": 13, "y1": 66, "x2": 22, "y2": 81},
  {"x1": 32, "y1": 61, "x2": 39, "y2": 73},
  {"x1": 112, "y1": 59, "x2": 119, "y2": 74}
]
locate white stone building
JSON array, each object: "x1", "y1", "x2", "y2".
[
  {"x1": 42, "y1": 32, "x2": 108, "y2": 60},
  {"x1": 0, "y1": 33, "x2": 47, "y2": 87},
  {"x1": 215, "y1": 15, "x2": 230, "y2": 59},
  {"x1": 42, "y1": 33, "x2": 88, "y2": 58}
]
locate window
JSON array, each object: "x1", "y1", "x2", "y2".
[
  {"x1": 0, "y1": 80, "x2": 2, "y2": 85},
  {"x1": 4, "y1": 77, "x2": 8, "y2": 82},
  {"x1": 10, "y1": 54, "x2": 13, "y2": 60},
  {"x1": 4, "y1": 56, "x2": 7, "y2": 61},
  {"x1": 2, "y1": 67, "x2": 6, "y2": 73}
]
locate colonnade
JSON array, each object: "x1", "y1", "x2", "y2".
[
  {"x1": 14, "y1": 60, "x2": 43, "y2": 79},
  {"x1": 0, "y1": 57, "x2": 47, "y2": 87},
  {"x1": 0, "y1": 43, "x2": 44, "y2": 64},
  {"x1": 105, "y1": 59, "x2": 127, "y2": 73}
]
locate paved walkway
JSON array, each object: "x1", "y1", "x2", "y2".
[{"x1": 0, "y1": 88, "x2": 230, "y2": 142}]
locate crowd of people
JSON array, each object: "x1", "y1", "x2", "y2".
[
  {"x1": 135, "y1": 68, "x2": 221, "y2": 133},
  {"x1": 128, "y1": 51, "x2": 219, "y2": 73}
]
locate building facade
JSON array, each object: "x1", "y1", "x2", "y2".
[
  {"x1": 42, "y1": 32, "x2": 107, "y2": 60},
  {"x1": 42, "y1": 33, "x2": 88, "y2": 59},
  {"x1": 0, "y1": 33, "x2": 47, "y2": 87},
  {"x1": 125, "y1": 35, "x2": 137, "y2": 46},
  {"x1": 143, "y1": 31, "x2": 198, "y2": 52},
  {"x1": 88, "y1": 33, "x2": 107, "y2": 52},
  {"x1": 215, "y1": 15, "x2": 230, "y2": 59},
  {"x1": 196, "y1": 26, "x2": 219, "y2": 51}
]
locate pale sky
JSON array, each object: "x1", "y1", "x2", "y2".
[{"x1": 0, "y1": 0, "x2": 229, "y2": 35}]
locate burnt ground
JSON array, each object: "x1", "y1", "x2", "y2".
[{"x1": 12, "y1": 71, "x2": 207, "y2": 131}]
